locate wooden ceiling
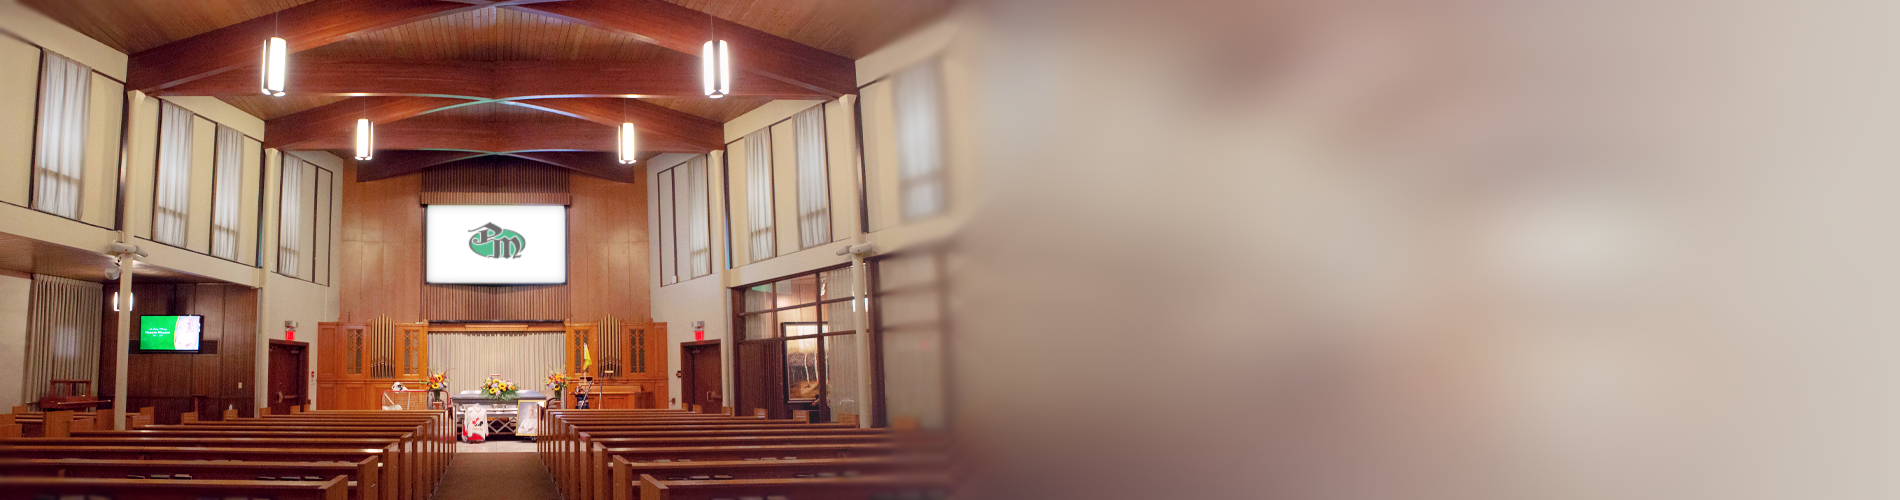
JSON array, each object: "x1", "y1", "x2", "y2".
[{"x1": 22, "y1": 0, "x2": 952, "y2": 180}]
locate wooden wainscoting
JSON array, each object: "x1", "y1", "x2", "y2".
[{"x1": 317, "y1": 320, "x2": 670, "y2": 410}]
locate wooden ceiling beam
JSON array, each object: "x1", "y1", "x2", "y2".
[
  {"x1": 500, "y1": 151, "x2": 642, "y2": 183},
  {"x1": 157, "y1": 55, "x2": 827, "y2": 98},
  {"x1": 509, "y1": 0, "x2": 857, "y2": 97},
  {"x1": 502, "y1": 97, "x2": 724, "y2": 151},
  {"x1": 128, "y1": 0, "x2": 493, "y2": 92},
  {"x1": 353, "y1": 150, "x2": 494, "y2": 182},
  {"x1": 265, "y1": 96, "x2": 476, "y2": 150},
  {"x1": 358, "y1": 150, "x2": 642, "y2": 183},
  {"x1": 293, "y1": 115, "x2": 711, "y2": 153}
]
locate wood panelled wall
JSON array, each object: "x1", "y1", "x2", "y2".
[
  {"x1": 339, "y1": 157, "x2": 651, "y2": 324},
  {"x1": 98, "y1": 284, "x2": 258, "y2": 424}
]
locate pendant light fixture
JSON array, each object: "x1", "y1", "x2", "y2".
[
  {"x1": 702, "y1": 16, "x2": 730, "y2": 98},
  {"x1": 354, "y1": 100, "x2": 374, "y2": 161},
  {"x1": 618, "y1": 99, "x2": 638, "y2": 164},
  {"x1": 261, "y1": 11, "x2": 287, "y2": 96}
]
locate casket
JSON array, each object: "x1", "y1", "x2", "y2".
[{"x1": 451, "y1": 389, "x2": 550, "y2": 438}]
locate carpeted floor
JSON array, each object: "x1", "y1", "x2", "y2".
[{"x1": 431, "y1": 452, "x2": 561, "y2": 500}]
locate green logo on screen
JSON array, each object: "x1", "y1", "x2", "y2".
[{"x1": 468, "y1": 222, "x2": 526, "y2": 259}]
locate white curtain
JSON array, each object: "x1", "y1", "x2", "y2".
[
  {"x1": 32, "y1": 53, "x2": 90, "y2": 219},
  {"x1": 278, "y1": 154, "x2": 304, "y2": 277},
  {"x1": 673, "y1": 164, "x2": 691, "y2": 281},
  {"x1": 657, "y1": 169, "x2": 675, "y2": 285},
  {"x1": 154, "y1": 101, "x2": 194, "y2": 246},
  {"x1": 211, "y1": 125, "x2": 244, "y2": 260},
  {"x1": 894, "y1": 61, "x2": 946, "y2": 221},
  {"x1": 793, "y1": 106, "x2": 831, "y2": 248},
  {"x1": 22, "y1": 275, "x2": 102, "y2": 410},
  {"x1": 744, "y1": 129, "x2": 776, "y2": 261},
  {"x1": 685, "y1": 155, "x2": 711, "y2": 277},
  {"x1": 427, "y1": 332, "x2": 565, "y2": 396}
]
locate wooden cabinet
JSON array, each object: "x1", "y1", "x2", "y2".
[{"x1": 316, "y1": 319, "x2": 428, "y2": 410}]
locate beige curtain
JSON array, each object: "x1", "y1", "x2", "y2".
[
  {"x1": 210, "y1": 125, "x2": 244, "y2": 259},
  {"x1": 278, "y1": 154, "x2": 304, "y2": 277},
  {"x1": 894, "y1": 61, "x2": 946, "y2": 221},
  {"x1": 793, "y1": 106, "x2": 831, "y2": 248},
  {"x1": 33, "y1": 52, "x2": 90, "y2": 220},
  {"x1": 684, "y1": 155, "x2": 712, "y2": 277},
  {"x1": 21, "y1": 275, "x2": 102, "y2": 410},
  {"x1": 154, "y1": 101, "x2": 193, "y2": 246},
  {"x1": 426, "y1": 332, "x2": 564, "y2": 396},
  {"x1": 745, "y1": 129, "x2": 776, "y2": 260}
]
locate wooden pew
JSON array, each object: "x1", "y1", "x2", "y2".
[
  {"x1": 581, "y1": 434, "x2": 898, "y2": 500},
  {"x1": 611, "y1": 455, "x2": 948, "y2": 500},
  {"x1": 0, "y1": 457, "x2": 379, "y2": 500},
  {"x1": 157, "y1": 414, "x2": 450, "y2": 500},
  {"x1": 638, "y1": 473, "x2": 953, "y2": 500},
  {"x1": 0, "y1": 446, "x2": 397, "y2": 500},
  {"x1": 2, "y1": 436, "x2": 411, "y2": 500},
  {"x1": 556, "y1": 422, "x2": 860, "y2": 494},
  {"x1": 547, "y1": 416, "x2": 830, "y2": 500},
  {"x1": 538, "y1": 413, "x2": 819, "y2": 487},
  {"x1": 0, "y1": 475, "x2": 348, "y2": 500},
  {"x1": 140, "y1": 423, "x2": 437, "y2": 490}
]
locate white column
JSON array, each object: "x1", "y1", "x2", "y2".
[{"x1": 112, "y1": 90, "x2": 143, "y2": 430}]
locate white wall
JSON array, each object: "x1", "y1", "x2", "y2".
[
  {"x1": 0, "y1": 272, "x2": 31, "y2": 407},
  {"x1": 647, "y1": 13, "x2": 969, "y2": 421}
]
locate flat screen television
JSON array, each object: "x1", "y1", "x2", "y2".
[
  {"x1": 425, "y1": 204, "x2": 568, "y2": 285},
  {"x1": 139, "y1": 315, "x2": 203, "y2": 352}
]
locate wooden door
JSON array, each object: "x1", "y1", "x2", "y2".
[
  {"x1": 267, "y1": 341, "x2": 309, "y2": 415},
  {"x1": 681, "y1": 341, "x2": 722, "y2": 412}
]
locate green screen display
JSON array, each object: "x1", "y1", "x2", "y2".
[{"x1": 139, "y1": 315, "x2": 203, "y2": 351}]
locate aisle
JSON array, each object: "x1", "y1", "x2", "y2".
[{"x1": 431, "y1": 451, "x2": 561, "y2": 500}]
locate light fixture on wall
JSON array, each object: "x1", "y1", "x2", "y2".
[
  {"x1": 702, "y1": 17, "x2": 730, "y2": 98},
  {"x1": 354, "y1": 118, "x2": 374, "y2": 160},
  {"x1": 261, "y1": 11, "x2": 287, "y2": 96},
  {"x1": 112, "y1": 291, "x2": 133, "y2": 312},
  {"x1": 618, "y1": 99, "x2": 638, "y2": 164}
]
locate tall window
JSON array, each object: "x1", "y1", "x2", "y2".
[
  {"x1": 893, "y1": 61, "x2": 946, "y2": 221},
  {"x1": 733, "y1": 266, "x2": 861, "y2": 422},
  {"x1": 744, "y1": 129, "x2": 776, "y2": 261},
  {"x1": 278, "y1": 153, "x2": 304, "y2": 277},
  {"x1": 873, "y1": 250, "x2": 948, "y2": 430},
  {"x1": 210, "y1": 125, "x2": 244, "y2": 260},
  {"x1": 32, "y1": 52, "x2": 90, "y2": 219},
  {"x1": 684, "y1": 156, "x2": 711, "y2": 278},
  {"x1": 793, "y1": 106, "x2": 831, "y2": 248},
  {"x1": 658, "y1": 155, "x2": 713, "y2": 286},
  {"x1": 153, "y1": 101, "x2": 193, "y2": 246}
]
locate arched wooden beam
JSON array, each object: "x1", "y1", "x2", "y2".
[
  {"x1": 509, "y1": 0, "x2": 856, "y2": 97},
  {"x1": 353, "y1": 150, "x2": 495, "y2": 182},
  {"x1": 269, "y1": 96, "x2": 723, "y2": 153},
  {"x1": 126, "y1": 0, "x2": 564, "y2": 91},
  {"x1": 154, "y1": 55, "x2": 827, "y2": 99},
  {"x1": 355, "y1": 150, "x2": 650, "y2": 183},
  {"x1": 295, "y1": 114, "x2": 707, "y2": 154}
]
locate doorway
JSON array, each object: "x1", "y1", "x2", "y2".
[
  {"x1": 267, "y1": 340, "x2": 309, "y2": 415},
  {"x1": 680, "y1": 340, "x2": 722, "y2": 413}
]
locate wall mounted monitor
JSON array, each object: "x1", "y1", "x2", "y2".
[
  {"x1": 425, "y1": 204, "x2": 568, "y2": 285},
  {"x1": 138, "y1": 315, "x2": 203, "y2": 352}
]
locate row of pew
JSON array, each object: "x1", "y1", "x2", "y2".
[
  {"x1": 540, "y1": 407, "x2": 953, "y2": 500},
  {"x1": 0, "y1": 406, "x2": 143, "y2": 438},
  {"x1": 0, "y1": 407, "x2": 453, "y2": 500}
]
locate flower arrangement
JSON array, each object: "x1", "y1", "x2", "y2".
[
  {"x1": 479, "y1": 376, "x2": 519, "y2": 400},
  {"x1": 545, "y1": 371, "x2": 568, "y2": 395},
  {"x1": 426, "y1": 371, "x2": 449, "y2": 392}
]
